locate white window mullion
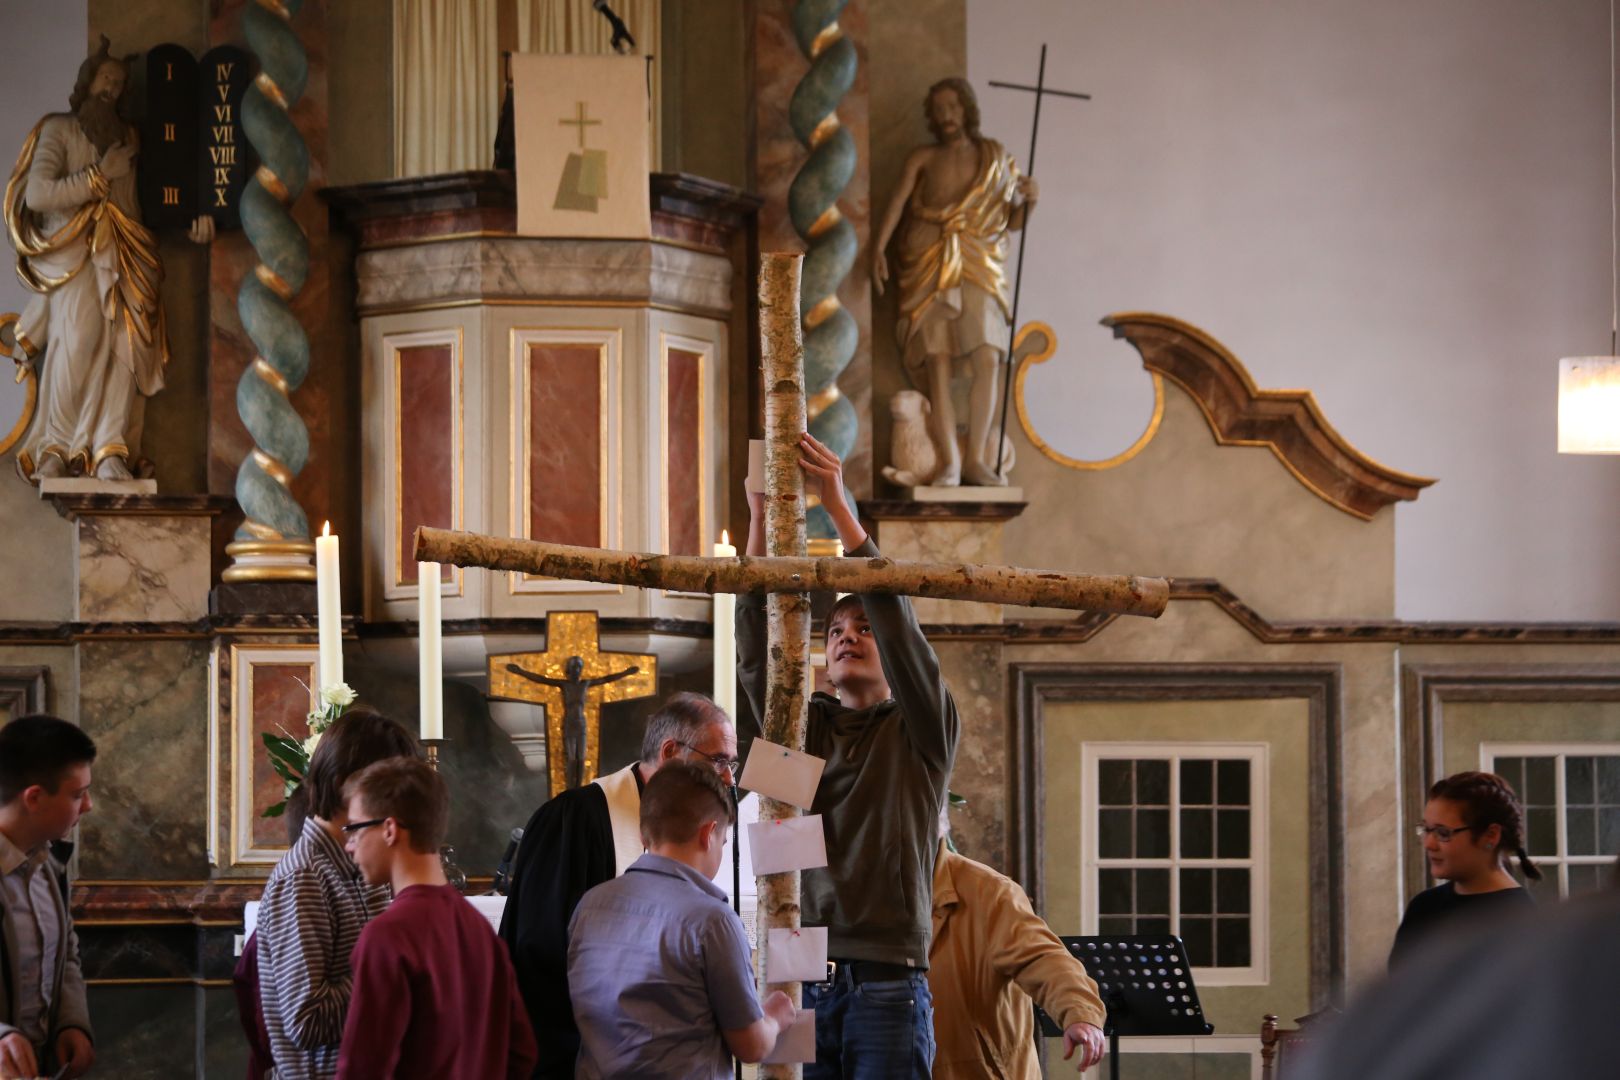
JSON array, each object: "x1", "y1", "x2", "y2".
[
  {"x1": 1548, "y1": 751, "x2": 1561, "y2": 893},
  {"x1": 1168, "y1": 756, "x2": 1182, "y2": 937}
]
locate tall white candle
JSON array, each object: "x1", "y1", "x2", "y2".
[
  {"x1": 418, "y1": 562, "x2": 444, "y2": 741},
  {"x1": 315, "y1": 522, "x2": 343, "y2": 691},
  {"x1": 712, "y1": 532, "x2": 737, "y2": 719}
]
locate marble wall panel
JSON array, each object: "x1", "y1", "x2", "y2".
[
  {"x1": 529, "y1": 344, "x2": 603, "y2": 548},
  {"x1": 936, "y1": 639, "x2": 1008, "y2": 871},
  {"x1": 76, "y1": 514, "x2": 211, "y2": 622},
  {"x1": 354, "y1": 238, "x2": 733, "y2": 316},
  {"x1": 347, "y1": 661, "x2": 550, "y2": 875},
  {"x1": 85, "y1": 984, "x2": 198, "y2": 1078},
  {"x1": 77, "y1": 925, "x2": 195, "y2": 981},
  {"x1": 397, "y1": 343, "x2": 455, "y2": 587},
  {"x1": 203, "y1": 986, "x2": 252, "y2": 1079},
  {"x1": 77, "y1": 639, "x2": 210, "y2": 881},
  {"x1": 667, "y1": 347, "x2": 703, "y2": 556}
]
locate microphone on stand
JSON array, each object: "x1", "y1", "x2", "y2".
[{"x1": 592, "y1": 0, "x2": 636, "y2": 54}]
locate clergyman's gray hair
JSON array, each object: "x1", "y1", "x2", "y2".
[{"x1": 640, "y1": 691, "x2": 729, "y2": 764}]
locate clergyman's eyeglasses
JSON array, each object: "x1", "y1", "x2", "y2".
[{"x1": 678, "y1": 741, "x2": 741, "y2": 776}]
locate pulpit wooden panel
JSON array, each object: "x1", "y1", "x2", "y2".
[
  {"x1": 664, "y1": 340, "x2": 705, "y2": 557},
  {"x1": 510, "y1": 326, "x2": 622, "y2": 595},
  {"x1": 388, "y1": 329, "x2": 463, "y2": 595}
]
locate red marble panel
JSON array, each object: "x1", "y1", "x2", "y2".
[
  {"x1": 529, "y1": 345, "x2": 602, "y2": 547},
  {"x1": 666, "y1": 348, "x2": 702, "y2": 556},
  {"x1": 249, "y1": 661, "x2": 315, "y2": 850},
  {"x1": 397, "y1": 344, "x2": 455, "y2": 586}
]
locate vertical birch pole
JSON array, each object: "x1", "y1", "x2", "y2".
[{"x1": 758, "y1": 252, "x2": 811, "y2": 1079}]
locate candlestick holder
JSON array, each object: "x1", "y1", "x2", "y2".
[{"x1": 420, "y1": 738, "x2": 466, "y2": 892}]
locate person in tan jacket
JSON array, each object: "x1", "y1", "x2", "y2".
[{"x1": 928, "y1": 832, "x2": 1106, "y2": 1078}]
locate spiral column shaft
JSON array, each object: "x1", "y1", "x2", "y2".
[
  {"x1": 233, "y1": 0, "x2": 312, "y2": 543},
  {"x1": 788, "y1": 0, "x2": 859, "y2": 538}
]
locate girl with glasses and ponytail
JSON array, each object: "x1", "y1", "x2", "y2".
[{"x1": 1389, "y1": 770, "x2": 1540, "y2": 968}]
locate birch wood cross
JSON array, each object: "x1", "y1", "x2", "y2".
[
  {"x1": 409, "y1": 529, "x2": 1171, "y2": 618},
  {"x1": 411, "y1": 253, "x2": 1166, "y2": 1078}
]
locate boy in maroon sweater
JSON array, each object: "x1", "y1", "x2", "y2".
[{"x1": 335, "y1": 758, "x2": 537, "y2": 1079}]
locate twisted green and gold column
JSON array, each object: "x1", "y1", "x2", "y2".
[
  {"x1": 224, "y1": 0, "x2": 315, "y2": 581},
  {"x1": 789, "y1": 0, "x2": 859, "y2": 539}
]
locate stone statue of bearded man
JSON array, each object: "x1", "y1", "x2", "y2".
[
  {"x1": 873, "y1": 77, "x2": 1038, "y2": 487},
  {"x1": 4, "y1": 37, "x2": 178, "y2": 483}
]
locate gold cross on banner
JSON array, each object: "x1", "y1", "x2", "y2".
[
  {"x1": 559, "y1": 101, "x2": 602, "y2": 149},
  {"x1": 488, "y1": 611, "x2": 656, "y2": 796}
]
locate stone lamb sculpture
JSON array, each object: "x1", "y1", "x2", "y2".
[{"x1": 883, "y1": 389, "x2": 1014, "y2": 488}]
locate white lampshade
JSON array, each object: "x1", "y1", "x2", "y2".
[{"x1": 1558, "y1": 356, "x2": 1620, "y2": 454}]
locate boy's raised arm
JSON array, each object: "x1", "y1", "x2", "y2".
[{"x1": 799, "y1": 433, "x2": 958, "y2": 772}]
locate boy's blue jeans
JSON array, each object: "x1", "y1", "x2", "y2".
[{"x1": 803, "y1": 965, "x2": 935, "y2": 1080}]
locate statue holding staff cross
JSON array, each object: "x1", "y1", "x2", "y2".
[
  {"x1": 870, "y1": 49, "x2": 1089, "y2": 488},
  {"x1": 987, "y1": 44, "x2": 1092, "y2": 477}
]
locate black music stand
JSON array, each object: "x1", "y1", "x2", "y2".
[{"x1": 1037, "y1": 934, "x2": 1212, "y2": 1080}]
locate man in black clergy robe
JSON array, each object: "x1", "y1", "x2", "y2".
[{"x1": 499, "y1": 691, "x2": 739, "y2": 1079}]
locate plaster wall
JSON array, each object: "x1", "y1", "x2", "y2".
[
  {"x1": 965, "y1": 0, "x2": 1620, "y2": 621},
  {"x1": 1005, "y1": 381, "x2": 1396, "y2": 620}
]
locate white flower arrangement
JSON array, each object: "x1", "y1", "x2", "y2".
[{"x1": 263, "y1": 681, "x2": 357, "y2": 818}]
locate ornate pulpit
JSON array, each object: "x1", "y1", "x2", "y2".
[{"x1": 325, "y1": 170, "x2": 758, "y2": 765}]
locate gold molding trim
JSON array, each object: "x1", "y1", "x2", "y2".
[
  {"x1": 221, "y1": 539, "x2": 316, "y2": 584},
  {"x1": 1013, "y1": 321, "x2": 1164, "y2": 472},
  {"x1": 1103, "y1": 312, "x2": 1436, "y2": 520}
]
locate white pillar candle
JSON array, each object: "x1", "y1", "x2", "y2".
[
  {"x1": 418, "y1": 562, "x2": 444, "y2": 741},
  {"x1": 315, "y1": 522, "x2": 343, "y2": 691},
  {"x1": 712, "y1": 532, "x2": 737, "y2": 719}
]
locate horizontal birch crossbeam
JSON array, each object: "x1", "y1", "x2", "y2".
[{"x1": 414, "y1": 527, "x2": 1169, "y2": 618}]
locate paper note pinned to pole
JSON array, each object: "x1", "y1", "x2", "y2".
[
  {"x1": 766, "y1": 926, "x2": 828, "y2": 984},
  {"x1": 740, "y1": 739, "x2": 826, "y2": 810},
  {"x1": 748, "y1": 814, "x2": 828, "y2": 876}
]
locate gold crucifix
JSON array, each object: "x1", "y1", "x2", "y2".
[
  {"x1": 559, "y1": 101, "x2": 602, "y2": 149},
  {"x1": 487, "y1": 611, "x2": 656, "y2": 796}
]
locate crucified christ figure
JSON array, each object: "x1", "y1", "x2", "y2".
[{"x1": 506, "y1": 657, "x2": 639, "y2": 790}]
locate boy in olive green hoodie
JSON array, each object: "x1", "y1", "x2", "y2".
[{"x1": 738, "y1": 433, "x2": 959, "y2": 1079}]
